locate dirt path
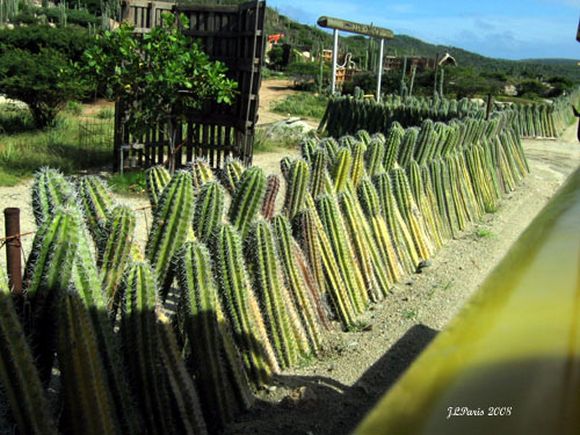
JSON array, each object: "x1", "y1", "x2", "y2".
[
  {"x1": 257, "y1": 79, "x2": 301, "y2": 125},
  {"x1": 0, "y1": 125, "x2": 578, "y2": 434}
]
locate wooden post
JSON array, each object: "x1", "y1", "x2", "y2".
[
  {"x1": 486, "y1": 94, "x2": 494, "y2": 121},
  {"x1": 4, "y1": 208, "x2": 23, "y2": 295},
  {"x1": 331, "y1": 29, "x2": 339, "y2": 95},
  {"x1": 376, "y1": 38, "x2": 384, "y2": 102}
]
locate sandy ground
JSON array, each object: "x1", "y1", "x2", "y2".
[
  {"x1": 257, "y1": 79, "x2": 302, "y2": 126},
  {"x1": 0, "y1": 123, "x2": 578, "y2": 434}
]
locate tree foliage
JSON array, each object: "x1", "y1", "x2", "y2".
[{"x1": 82, "y1": 13, "x2": 237, "y2": 171}]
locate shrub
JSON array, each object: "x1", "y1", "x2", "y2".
[
  {"x1": 0, "y1": 103, "x2": 34, "y2": 134},
  {"x1": 0, "y1": 48, "x2": 82, "y2": 128}
]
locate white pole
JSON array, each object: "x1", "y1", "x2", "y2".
[
  {"x1": 331, "y1": 29, "x2": 339, "y2": 95},
  {"x1": 376, "y1": 38, "x2": 384, "y2": 102}
]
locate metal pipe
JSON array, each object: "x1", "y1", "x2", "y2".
[
  {"x1": 376, "y1": 38, "x2": 384, "y2": 102},
  {"x1": 331, "y1": 29, "x2": 339, "y2": 95},
  {"x1": 4, "y1": 208, "x2": 22, "y2": 295}
]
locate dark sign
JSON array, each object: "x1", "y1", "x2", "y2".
[{"x1": 317, "y1": 16, "x2": 394, "y2": 39}]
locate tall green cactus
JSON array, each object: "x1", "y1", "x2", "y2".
[
  {"x1": 145, "y1": 170, "x2": 195, "y2": 296},
  {"x1": 176, "y1": 241, "x2": 252, "y2": 429},
  {"x1": 383, "y1": 122, "x2": 404, "y2": 171},
  {"x1": 316, "y1": 194, "x2": 368, "y2": 316},
  {"x1": 0, "y1": 269, "x2": 58, "y2": 435},
  {"x1": 350, "y1": 141, "x2": 366, "y2": 187},
  {"x1": 398, "y1": 127, "x2": 419, "y2": 168},
  {"x1": 332, "y1": 147, "x2": 353, "y2": 193},
  {"x1": 122, "y1": 261, "x2": 176, "y2": 434},
  {"x1": 214, "y1": 224, "x2": 279, "y2": 386},
  {"x1": 23, "y1": 206, "x2": 81, "y2": 383},
  {"x1": 228, "y1": 166, "x2": 267, "y2": 239},
  {"x1": 273, "y1": 216, "x2": 325, "y2": 352},
  {"x1": 261, "y1": 174, "x2": 280, "y2": 221},
  {"x1": 222, "y1": 158, "x2": 245, "y2": 193},
  {"x1": 190, "y1": 158, "x2": 215, "y2": 189},
  {"x1": 156, "y1": 311, "x2": 208, "y2": 435},
  {"x1": 193, "y1": 181, "x2": 225, "y2": 243},
  {"x1": 365, "y1": 138, "x2": 386, "y2": 177},
  {"x1": 100, "y1": 205, "x2": 136, "y2": 310},
  {"x1": 145, "y1": 165, "x2": 171, "y2": 208},
  {"x1": 78, "y1": 175, "x2": 114, "y2": 246},
  {"x1": 249, "y1": 220, "x2": 304, "y2": 368},
  {"x1": 283, "y1": 159, "x2": 310, "y2": 220},
  {"x1": 309, "y1": 148, "x2": 328, "y2": 199},
  {"x1": 31, "y1": 167, "x2": 76, "y2": 226},
  {"x1": 58, "y1": 289, "x2": 119, "y2": 435},
  {"x1": 72, "y1": 225, "x2": 142, "y2": 435}
]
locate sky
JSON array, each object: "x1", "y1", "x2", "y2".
[{"x1": 267, "y1": 0, "x2": 580, "y2": 60}]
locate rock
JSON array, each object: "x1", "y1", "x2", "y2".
[
  {"x1": 280, "y1": 386, "x2": 318, "y2": 408},
  {"x1": 415, "y1": 259, "x2": 432, "y2": 274}
]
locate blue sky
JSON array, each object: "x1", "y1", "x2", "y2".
[{"x1": 267, "y1": 0, "x2": 580, "y2": 59}]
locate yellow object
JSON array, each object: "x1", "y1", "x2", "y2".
[{"x1": 356, "y1": 168, "x2": 580, "y2": 435}]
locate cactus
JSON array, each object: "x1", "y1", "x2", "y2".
[
  {"x1": 31, "y1": 167, "x2": 76, "y2": 226},
  {"x1": 71, "y1": 226, "x2": 142, "y2": 435},
  {"x1": 100, "y1": 205, "x2": 136, "y2": 310},
  {"x1": 332, "y1": 147, "x2": 353, "y2": 193},
  {"x1": 145, "y1": 171, "x2": 195, "y2": 296},
  {"x1": 190, "y1": 158, "x2": 215, "y2": 189},
  {"x1": 58, "y1": 289, "x2": 119, "y2": 435},
  {"x1": 176, "y1": 241, "x2": 252, "y2": 428},
  {"x1": 248, "y1": 220, "x2": 304, "y2": 368},
  {"x1": 145, "y1": 165, "x2": 171, "y2": 207},
  {"x1": 350, "y1": 141, "x2": 366, "y2": 187},
  {"x1": 193, "y1": 181, "x2": 225, "y2": 243},
  {"x1": 23, "y1": 206, "x2": 81, "y2": 383},
  {"x1": 214, "y1": 224, "x2": 279, "y2": 385},
  {"x1": 398, "y1": 127, "x2": 419, "y2": 168},
  {"x1": 78, "y1": 176, "x2": 114, "y2": 246},
  {"x1": 283, "y1": 159, "x2": 310, "y2": 220},
  {"x1": 261, "y1": 174, "x2": 280, "y2": 221},
  {"x1": 222, "y1": 158, "x2": 245, "y2": 193},
  {"x1": 156, "y1": 311, "x2": 208, "y2": 434},
  {"x1": 0, "y1": 269, "x2": 58, "y2": 435},
  {"x1": 383, "y1": 122, "x2": 404, "y2": 171},
  {"x1": 309, "y1": 148, "x2": 328, "y2": 199},
  {"x1": 273, "y1": 216, "x2": 325, "y2": 352},
  {"x1": 365, "y1": 138, "x2": 386, "y2": 177},
  {"x1": 316, "y1": 194, "x2": 368, "y2": 316},
  {"x1": 280, "y1": 156, "x2": 293, "y2": 180},
  {"x1": 122, "y1": 261, "x2": 176, "y2": 434},
  {"x1": 228, "y1": 166, "x2": 267, "y2": 239},
  {"x1": 300, "y1": 137, "x2": 318, "y2": 162}
]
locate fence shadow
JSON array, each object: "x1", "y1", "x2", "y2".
[{"x1": 226, "y1": 323, "x2": 438, "y2": 435}]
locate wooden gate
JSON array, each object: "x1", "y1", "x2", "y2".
[{"x1": 114, "y1": 0, "x2": 266, "y2": 171}]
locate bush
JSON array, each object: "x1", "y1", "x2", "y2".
[
  {"x1": 0, "y1": 103, "x2": 35, "y2": 134},
  {"x1": 271, "y1": 93, "x2": 328, "y2": 119},
  {"x1": 0, "y1": 49, "x2": 83, "y2": 128}
]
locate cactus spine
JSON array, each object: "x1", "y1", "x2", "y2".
[
  {"x1": 145, "y1": 171, "x2": 195, "y2": 296},
  {"x1": 0, "y1": 269, "x2": 58, "y2": 435},
  {"x1": 228, "y1": 166, "x2": 267, "y2": 239}
]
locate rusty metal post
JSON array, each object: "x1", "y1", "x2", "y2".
[
  {"x1": 486, "y1": 94, "x2": 494, "y2": 121},
  {"x1": 4, "y1": 208, "x2": 23, "y2": 295}
]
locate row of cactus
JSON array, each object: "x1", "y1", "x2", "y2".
[{"x1": 0, "y1": 106, "x2": 530, "y2": 433}]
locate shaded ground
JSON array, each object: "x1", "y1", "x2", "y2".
[{"x1": 0, "y1": 122, "x2": 578, "y2": 434}]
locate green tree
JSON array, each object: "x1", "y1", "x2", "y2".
[
  {"x1": 82, "y1": 13, "x2": 237, "y2": 172},
  {"x1": 0, "y1": 48, "x2": 81, "y2": 128}
]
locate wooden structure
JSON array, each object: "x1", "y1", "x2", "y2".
[
  {"x1": 317, "y1": 16, "x2": 394, "y2": 102},
  {"x1": 114, "y1": 0, "x2": 266, "y2": 171}
]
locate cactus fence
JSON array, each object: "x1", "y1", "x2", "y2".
[{"x1": 1, "y1": 111, "x2": 530, "y2": 434}]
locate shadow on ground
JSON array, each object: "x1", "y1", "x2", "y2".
[{"x1": 226, "y1": 324, "x2": 438, "y2": 435}]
